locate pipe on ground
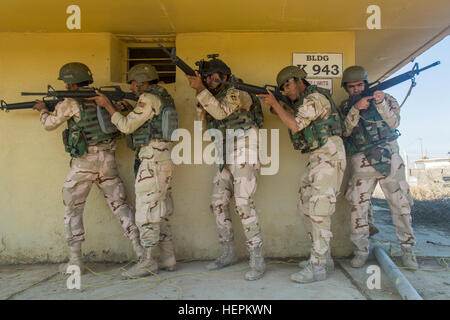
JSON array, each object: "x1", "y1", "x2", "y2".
[{"x1": 373, "y1": 246, "x2": 423, "y2": 300}]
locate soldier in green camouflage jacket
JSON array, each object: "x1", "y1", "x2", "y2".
[
  {"x1": 32, "y1": 63, "x2": 143, "y2": 274},
  {"x1": 258, "y1": 66, "x2": 346, "y2": 284},
  {"x1": 186, "y1": 56, "x2": 266, "y2": 281},
  {"x1": 340, "y1": 66, "x2": 418, "y2": 270}
]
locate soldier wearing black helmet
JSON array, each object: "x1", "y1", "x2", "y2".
[
  {"x1": 258, "y1": 65, "x2": 346, "y2": 284},
  {"x1": 340, "y1": 66, "x2": 418, "y2": 270},
  {"x1": 186, "y1": 55, "x2": 266, "y2": 281},
  {"x1": 89, "y1": 63, "x2": 179, "y2": 279},
  {"x1": 32, "y1": 62, "x2": 143, "y2": 274}
]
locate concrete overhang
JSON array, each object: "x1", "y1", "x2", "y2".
[{"x1": 1, "y1": 0, "x2": 449, "y2": 80}]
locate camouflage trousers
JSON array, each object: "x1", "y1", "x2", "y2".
[
  {"x1": 135, "y1": 159, "x2": 174, "y2": 248},
  {"x1": 298, "y1": 158, "x2": 346, "y2": 265},
  {"x1": 345, "y1": 152, "x2": 415, "y2": 256},
  {"x1": 210, "y1": 161, "x2": 262, "y2": 249},
  {"x1": 62, "y1": 148, "x2": 138, "y2": 247}
]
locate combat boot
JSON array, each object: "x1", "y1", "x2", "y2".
[
  {"x1": 120, "y1": 247, "x2": 158, "y2": 279},
  {"x1": 369, "y1": 223, "x2": 379, "y2": 236},
  {"x1": 206, "y1": 241, "x2": 238, "y2": 270},
  {"x1": 158, "y1": 240, "x2": 177, "y2": 271},
  {"x1": 350, "y1": 254, "x2": 368, "y2": 268},
  {"x1": 59, "y1": 243, "x2": 86, "y2": 275},
  {"x1": 401, "y1": 248, "x2": 419, "y2": 270},
  {"x1": 299, "y1": 252, "x2": 334, "y2": 273},
  {"x1": 291, "y1": 261, "x2": 327, "y2": 283},
  {"x1": 245, "y1": 246, "x2": 265, "y2": 281},
  {"x1": 130, "y1": 236, "x2": 144, "y2": 261}
]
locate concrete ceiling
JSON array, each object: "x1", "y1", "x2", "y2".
[{"x1": 1, "y1": 0, "x2": 449, "y2": 79}]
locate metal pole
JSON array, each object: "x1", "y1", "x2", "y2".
[
  {"x1": 404, "y1": 150, "x2": 410, "y2": 182},
  {"x1": 419, "y1": 138, "x2": 424, "y2": 159},
  {"x1": 373, "y1": 246, "x2": 423, "y2": 300}
]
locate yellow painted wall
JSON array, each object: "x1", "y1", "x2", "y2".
[{"x1": 0, "y1": 31, "x2": 355, "y2": 264}]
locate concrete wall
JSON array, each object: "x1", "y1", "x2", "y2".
[{"x1": 0, "y1": 31, "x2": 355, "y2": 264}]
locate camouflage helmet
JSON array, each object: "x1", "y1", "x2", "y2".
[
  {"x1": 58, "y1": 62, "x2": 93, "y2": 85},
  {"x1": 127, "y1": 63, "x2": 159, "y2": 84},
  {"x1": 341, "y1": 66, "x2": 369, "y2": 87},
  {"x1": 276, "y1": 66, "x2": 307, "y2": 89}
]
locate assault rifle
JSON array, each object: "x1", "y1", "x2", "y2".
[
  {"x1": 348, "y1": 61, "x2": 440, "y2": 107},
  {"x1": 7, "y1": 86, "x2": 136, "y2": 134},
  {"x1": 158, "y1": 44, "x2": 197, "y2": 77},
  {"x1": 21, "y1": 85, "x2": 138, "y2": 102},
  {"x1": 158, "y1": 44, "x2": 217, "y2": 82},
  {"x1": 0, "y1": 97, "x2": 61, "y2": 112},
  {"x1": 225, "y1": 75, "x2": 290, "y2": 104}
]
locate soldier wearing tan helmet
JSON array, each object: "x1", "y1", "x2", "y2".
[
  {"x1": 89, "y1": 63, "x2": 178, "y2": 279},
  {"x1": 340, "y1": 66, "x2": 418, "y2": 270},
  {"x1": 186, "y1": 55, "x2": 266, "y2": 281},
  {"x1": 258, "y1": 65, "x2": 346, "y2": 283},
  {"x1": 32, "y1": 62, "x2": 143, "y2": 274}
]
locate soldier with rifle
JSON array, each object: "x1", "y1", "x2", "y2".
[
  {"x1": 339, "y1": 65, "x2": 432, "y2": 270},
  {"x1": 87, "y1": 64, "x2": 179, "y2": 279},
  {"x1": 174, "y1": 49, "x2": 266, "y2": 281},
  {"x1": 257, "y1": 66, "x2": 345, "y2": 284},
  {"x1": 31, "y1": 62, "x2": 144, "y2": 274}
]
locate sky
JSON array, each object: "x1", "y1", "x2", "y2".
[{"x1": 383, "y1": 35, "x2": 450, "y2": 166}]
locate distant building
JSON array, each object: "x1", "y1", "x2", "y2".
[
  {"x1": 414, "y1": 158, "x2": 450, "y2": 169},
  {"x1": 410, "y1": 158, "x2": 450, "y2": 190}
]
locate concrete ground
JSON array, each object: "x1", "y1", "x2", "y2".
[{"x1": 1, "y1": 204, "x2": 449, "y2": 300}]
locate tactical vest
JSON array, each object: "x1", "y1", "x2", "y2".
[
  {"x1": 205, "y1": 83, "x2": 264, "y2": 133},
  {"x1": 62, "y1": 100, "x2": 119, "y2": 158},
  {"x1": 341, "y1": 99, "x2": 400, "y2": 155},
  {"x1": 127, "y1": 84, "x2": 177, "y2": 149},
  {"x1": 287, "y1": 85, "x2": 343, "y2": 153}
]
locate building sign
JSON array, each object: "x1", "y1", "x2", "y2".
[
  {"x1": 305, "y1": 78, "x2": 333, "y2": 95},
  {"x1": 293, "y1": 53, "x2": 343, "y2": 78}
]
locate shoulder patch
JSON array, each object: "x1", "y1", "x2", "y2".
[{"x1": 227, "y1": 88, "x2": 240, "y2": 102}]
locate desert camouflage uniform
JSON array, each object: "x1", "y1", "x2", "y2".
[
  {"x1": 289, "y1": 92, "x2": 346, "y2": 266},
  {"x1": 342, "y1": 93, "x2": 415, "y2": 257},
  {"x1": 197, "y1": 87, "x2": 263, "y2": 249},
  {"x1": 111, "y1": 92, "x2": 174, "y2": 248},
  {"x1": 39, "y1": 98, "x2": 138, "y2": 246}
]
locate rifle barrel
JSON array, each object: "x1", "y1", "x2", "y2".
[
  {"x1": 158, "y1": 44, "x2": 196, "y2": 76},
  {"x1": 369, "y1": 60, "x2": 440, "y2": 93},
  {"x1": 21, "y1": 89, "x2": 137, "y2": 101},
  {"x1": 417, "y1": 61, "x2": 440, "y2": 73},
  {"x1": 232, "y1": 83, "x2": 268, "y2": 95},
  {"x1": 1, "y1": 99, "x2": 59, "y2": 111},
  {"x1": 21, "y1": 92, "x2": 48, "y2": 96}
]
